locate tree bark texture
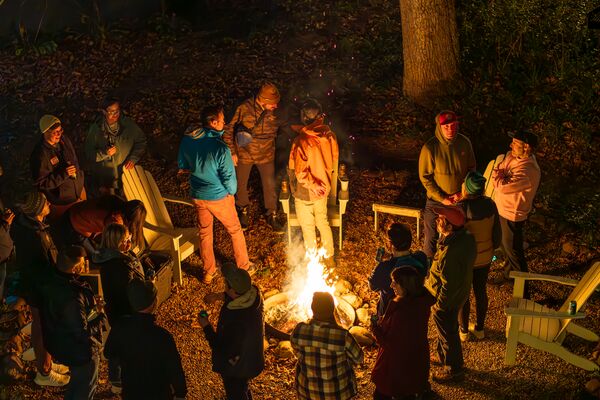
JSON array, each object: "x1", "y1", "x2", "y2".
[{"x1": 399, "y1": 0, "x2": 460, "y2": 106}]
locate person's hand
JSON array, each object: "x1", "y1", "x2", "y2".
[
  {"x1": 66, "y1": 164, "x2": 77, "y2": 178},
  {"x1": 449, "y1": 192, "x2": 463, "y2": 203},
  {"x1": 310, "y1": 183, "x2": 327, "y2": 197},
  {"x1": 441, "y1": 197, "x2": 454, "y2": 206},
  {"x1": 197, "y1": 316, "x2": 210, "y2": 328},
  {"x1": 231, "y1": 154, "x2": 238, "y2": 167},
  {"x1": 2, "y1": 209, "x2": 14, "y2": 225},
  {"x1": 106, "y1": 146, "x2": 117, "y2": 157},
  {"x1": 203, "y1": 292, "x2": 223, "y2": 304},
  {"x1": 123, "y1": 160, "x2": 135, "y2": 170}
]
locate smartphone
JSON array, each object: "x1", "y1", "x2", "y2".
[{"x1": 199, "y1": 310, "x2": 209, "y2": 319}]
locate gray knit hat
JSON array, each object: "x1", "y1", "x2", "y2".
[{"x1": 19, "y1": 192, "x2": 47, "y2": 217}]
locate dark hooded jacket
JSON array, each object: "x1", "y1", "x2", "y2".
[
  {"x1": 202, "y1": 285, "x2": 265, "y2": 379},
  {"x1": 30, "y1": 135, "x2": 85, "y2": 205},
  {"x1": 104, "y1": 313, "x2": 187, "y2": 400},
  {"x1": 39, "y1": 270, "x2": 105, "y2": 366},
  {"x1": 92, "y1": 248, "x2": 145, "y2": 326},
  {"x1": 10, "y1": 213, "x2": 57, "y2": 306},
  {"x1": 418, "y1": 113, "x2": 476, "y2": 202}
]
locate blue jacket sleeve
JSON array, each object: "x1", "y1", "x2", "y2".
[{"x1": 217, "y1": 145, "x2": 237, "y2": 195}]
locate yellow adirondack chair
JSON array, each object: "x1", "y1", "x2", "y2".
[
  {"x1": 504, "y1": 261, "x2": 600, "y2": 371},
  {"x1": 483, "y1": 153, "x2": 505, "y2": 200},
  {"x1": 279, "y1": 162, "x2": 349, "y2": 250},
  {"x1": 122, "y1": 166, "x2": 198, "y2": 285}
]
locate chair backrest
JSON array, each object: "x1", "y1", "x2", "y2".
[
  {"x1": 483, "y1": 153, "x2": 505, "y2": 200},
  {"x1": 122, "y1": 166, "x2": 174, "y2": 245},
  {"x1": 560, "y1": 261, "x2": 600, "y2": 315}
]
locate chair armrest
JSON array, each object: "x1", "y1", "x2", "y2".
[
  {"x1": 338, "y1": 190, "x2": 349, "y2": 215},
  {"x1": 162, "y1": 194, "x2": 196, "y2": 207},
  {"x1": 509, "y1": 271, "x2": 579, "y2": 287},
  {"x1": 505, "y1": 307, "x2": 586, "y2": 319},
  {"x1": 143, "y1": 222, "x2": 183, "y2": 241},
  {"x1": 279, "y1": 191, "x2": 290, "y2": 214}
]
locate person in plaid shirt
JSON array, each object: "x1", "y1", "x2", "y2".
[{"x1": 291, "y1": 292, "x2": 363, "y2": 400}]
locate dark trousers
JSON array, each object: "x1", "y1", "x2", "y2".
[
  {"x1": 235, "y1": 161, "x2": 277, "y2": 215},
  {"x1": 459, "y1": 265, "x2": 490, "y2": 332},
  {"x1": 500, "y1": 216, "x2": 530, "y2": 297},
  {"x1": 423, "y1": 199, "x2": 444, "y2": 258},
  {"x1": 222, "y1": 376, "x2": 252, "y2": 400},
  {"x1": 108, "y1": 357, "x2": 121, "y2": 384},
  {"x1": 432, "y1": 306, "x2": 463, "y2": 372},
  {"x1": 65, "y1": 354, "x2": 99, "y2": 400}
]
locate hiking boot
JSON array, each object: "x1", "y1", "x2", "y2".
[
  {"x1": 202, "y1": 271, "x2": 216, "y2": 285},
  {"x1": 245, "y1": 263, "x2": 257, "y2": 277},
  {"x1": 237, "y1": 206, "x2": 249, "y2": 231},
  {"x1": 431, "y1": 367, "x2": 465, "y2": 383},
  {"x1": 51, "y1": 362, "x2": 69, "y2": 375},
  {"x1": 266, "y1": 213, "x2": 285, "y2": 234},
  {"x1": 110, "y1": 381, "x2": 123, "y2": 394},
  {"x1": 469, "y1": 323, "x2": 485, "y2": 340},
  {"x1": 34, "y1": 370, "x2": 70, "y2": 387}
]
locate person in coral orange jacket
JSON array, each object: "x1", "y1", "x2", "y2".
[{"x1": 288, "y1": 99, "x2": 339, "y2": 260}]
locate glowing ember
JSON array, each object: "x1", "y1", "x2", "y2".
[{"x1": 287, "y1": 247, "x2": 337, "y2": 321}]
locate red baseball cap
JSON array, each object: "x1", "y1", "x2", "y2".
[{"x1": 438, "y1": 111, "x2": 459, "y2": 126}]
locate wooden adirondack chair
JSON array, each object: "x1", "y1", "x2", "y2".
[
  {"x1": 279, "y1": 163, "x2": 349, "y2": 250},
  {"x1": 504, "y1": 261, "x2": 600, "y2": 371},
  {"x1": 483, "y1": 153, "x2": 505, "y2": 200},
  {"x1": 122, "y1": 166, "x2": 198, "y2": 285}
]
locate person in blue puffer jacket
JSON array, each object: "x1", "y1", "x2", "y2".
[{"x1": 177, "y1": 105, "x2": 251, "y2": 284}]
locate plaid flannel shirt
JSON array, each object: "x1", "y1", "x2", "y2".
[{"x1": 291, "y1": 320, "x2": 363, "y2": 400}]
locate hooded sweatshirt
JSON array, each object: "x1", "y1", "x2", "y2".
[
  {"x1": 288, "y1": 118, "x2": 339, "y2": 202},
  {"x1": 492, "y1": 151, "x2": 541, "y2": 222},
  {"x1": 418, "y1": 113, "x2": 476, "y2": 202},
  {"x1": 177, "y1": 126, "x2": 237, "y2": 201}
]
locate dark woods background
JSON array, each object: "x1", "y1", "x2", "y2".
[{"x1": 0, "y1": 0, "x2": 599, "y2": 245}]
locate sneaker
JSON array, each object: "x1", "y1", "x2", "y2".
[
  {"x1": 431, "y1": 367, "x2": 465, "y2": 383},
  {"x1": 266, "y1": 213, "x2": 285, "y2": 234},
  {"x1": 202, "y1": 271, "x2": 216, "y2": 284},
  {"x1": 245, "y1": 263, "x2": 257, "y2": 277},
  {"x1": 237, "y1": 206, "x2": 249, "y2": 231},
  {"x1": 34, "y1": 370, "x2": 70, "y2": 387},
  {"x1": 459, "y1": 330, "x2": 470, "y2": 342},
  {"x1": 51, "y1": 362, "x2": 69, "y2": 375},
  {"x1": 469, "y1": 323, "x2": 485, "y2": 340},
  {"x1": 110, "y1": 381, "x2": 123, "y2": 394}
]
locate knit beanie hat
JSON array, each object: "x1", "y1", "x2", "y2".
[
  {"x1": 464, "y1": 171, "x2": 486, "y2": 195},
  {"x1": 257, "y1": 82, "x2": 280, "y2": 105},
  {"x1": 19, "y1": 192, "x2": 47, "y2": 217},
  {"x1": 39, "y1": 115, "x2": 61, "y2": 133},
  {"x1": 311, "y1": 292, "x2": 336, "y2": 322},
  {"x1": 432, "y1": 206, "x2": 466, "y2": 228},
  {"x1": 127, "y1": 279, "x2": 158, "y2": 312},
  {"x1": 222, "y1": 262, "x2": 252, "y2": 294}
]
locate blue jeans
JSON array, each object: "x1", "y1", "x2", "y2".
[{"x1": 65, "y1": 354, "x2": 99, "y2": 400}]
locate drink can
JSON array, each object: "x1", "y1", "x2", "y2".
[
  {"x1": 568, "y1": 300, "x2": 577, "y2": 315},
  {"x1": 376, "y1": 247, "x2": 385, "y2": 262}
]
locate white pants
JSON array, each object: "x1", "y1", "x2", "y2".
[{"x1": 294, "y1": 197, "x2": 334, "y2": 257}]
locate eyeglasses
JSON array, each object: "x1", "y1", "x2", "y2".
[{"x1": 106, "y1": 109, "x2": 120, "y2": 116}]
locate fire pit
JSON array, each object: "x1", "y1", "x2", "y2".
[{"x1": 264, "y1": 291, "x2": 356, "y2": 340}]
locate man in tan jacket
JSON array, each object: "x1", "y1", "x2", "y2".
[
  {"x1": 418, "y1": 110, "x2": 476, "y2": 260},
  {"x1": 288, "y1": 99, "x2": 338, "y2": 259},
  {"x1": 223, "y1": 82, "x2": 285, "y2": 233}
]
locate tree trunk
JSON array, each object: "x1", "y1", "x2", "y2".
[{"x1": 399, "y1": 0, "x2": 460, "y2": 107}]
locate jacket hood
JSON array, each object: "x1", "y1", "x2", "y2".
[
  {"x1": 291, "y1": 117, "x2": 331, "y2": 136},
  {"x1": 92, "y1": 248, "x2": 125, "y2": 263},
  {"x1": 16, "y1": 213, "x2": 48, "y2": 231},
  {"x1": 184, "y1": 126, "x2": 224, "y2": 140},
  {"x1": 434, "y1": 112, "x2": 458, "y2": 145}
]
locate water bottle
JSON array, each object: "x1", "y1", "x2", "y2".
[{"x1": 568, "y1": 300, "x2": 577, "y2": 315}]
